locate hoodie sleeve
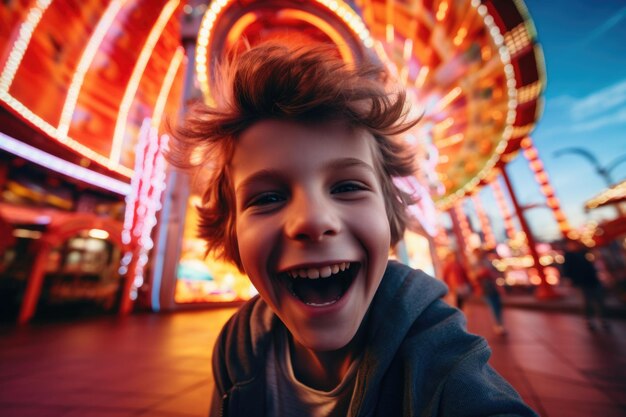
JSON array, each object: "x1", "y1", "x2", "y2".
[
  {"x1": 438, "y1": 343, "x2": 539, "y2": 417},
  {"x1": 209, "y1": 321, "x2": 230, "y2": 417},
  {"x1": 207, "y1": 297, "x2": 271, "y2": 417},
  {"x1": 208, "y1": 384, "x2": 225, "y2": 417}
]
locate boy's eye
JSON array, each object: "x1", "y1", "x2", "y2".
[
  {"x1": 331, "y1": 181, "x2": 367, "y2": 194},
  {"x1": 247, "y1": 192, "x2": 285, "y2": 207}
]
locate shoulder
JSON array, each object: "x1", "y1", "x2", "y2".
[
  {"x1": 396, "y1": 303, "x2": 537, "y2": 416},
  {"x1": 212, "y1": 296, "x2": 277, "y2": 392},
  {"x1": 366, "y1": 262, "x2": 448, "y2": 337},
  {"x1": 383, "y1": 261, "x2": 448, "y2": 298},
  {"x1": 401, "y1": 298, "x2": 486, "y2": 364},
  {"x1": 371, "y1": 263, "x2": 476, "y2": 368}
]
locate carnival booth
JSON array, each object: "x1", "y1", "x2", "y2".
[
  {"x1": 0, "y1": 2, "x2": 184, "y2": 322},
  {"x1": 1, "y1": 0, "x2": 553, "y2": 321}
]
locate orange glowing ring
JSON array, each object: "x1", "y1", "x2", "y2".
[
  {"x1": 435, "y1": 0, "x2": 520, "y2": 209},
  {"x1": 195, "y1": 0, "x2": 375, "y2": 104}
]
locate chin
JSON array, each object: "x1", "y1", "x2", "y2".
[{"x1": 296, "y1": 322, "x2": 360, "y2": 352}]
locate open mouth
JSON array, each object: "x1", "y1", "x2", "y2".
[{"x1": 280, "y1": 262, "x2": 359, "y2": 307}]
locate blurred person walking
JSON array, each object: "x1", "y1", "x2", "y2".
[
  {"x1": 441, "y1": 251, "x2": 472, "y2": 310},
  {"x1": 473, "y1": 248, "x2": 506, "y2": 336},
  {"x1": 562, "y1": 239, "x2": 609, "y2": 331}
]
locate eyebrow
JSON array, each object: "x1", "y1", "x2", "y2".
[
  {"x1": 325, "y1": 157, "x2": 376, "y2": 173},
  {"x1": 234, "y1": 169, "x2": 284, "y2": 195},
  {"x1": 234, "y1": 157, "x2": 376, "y2": 194}
]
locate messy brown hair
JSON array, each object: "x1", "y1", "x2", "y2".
[{"x1": 169, "y1": 41, "x2": 419, "y2": 271}]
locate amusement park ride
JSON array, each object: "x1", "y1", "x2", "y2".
[{"x1": 0, "y1": 0, "x2": 598, "y2": 323}]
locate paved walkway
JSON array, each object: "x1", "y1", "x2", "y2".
[
  {"x1": 463, "y1": 302, "x2": 626, "y2": 417},
  {"x1": 498, "y1": 285, "x2": 626, "y2": 318},
  {"x1": 1, "y1": 302, "x2": 625, "y2": 416}
]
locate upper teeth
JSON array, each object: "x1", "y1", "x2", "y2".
[{"x1": 286, "y1": 262, "x2": 350, "y2": 279}]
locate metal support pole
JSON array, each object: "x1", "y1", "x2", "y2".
[
  {"x1": 18, "y1": 241, "x2": 52, "y2": 324},
  {"x1": 448, "y1": 207, "x2": 472, "y2": 276},
  {"x1": 500, "y1": 166, "x2": 558, "y2": 299},
  {"x1": 147, "y1": 7, "x2": 201, "y2": 311}
]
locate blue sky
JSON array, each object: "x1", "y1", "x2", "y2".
[{"x1": 475, "y1": 0, "x2": 626, "y2": 242}]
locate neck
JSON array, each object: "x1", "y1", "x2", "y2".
[{"x1": 289, "y1": 328, "x2": 365, "y2": 392}]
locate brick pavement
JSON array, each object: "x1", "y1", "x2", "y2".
[{"x1": 0, "y1": 302, "x2": 625, "y2": 416}]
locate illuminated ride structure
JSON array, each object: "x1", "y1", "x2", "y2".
[
  {"x1": 0, "y1": 1, "x2": 185, "y2": 323},
  {"x1": 581, "y1": 181, "x2": 626, "y2": 284},
  {"x1": 0, "y1": 0, "x2": 566, "y2": 323}
]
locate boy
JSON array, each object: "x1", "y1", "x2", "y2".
[{"x1": 171, "y1": 41, "x2": 537, "y2": 417}]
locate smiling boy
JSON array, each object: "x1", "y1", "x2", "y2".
[{"x1": 172, "y1": 41, "x2": 537, "y2": 417}]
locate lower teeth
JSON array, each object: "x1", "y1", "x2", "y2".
[{"x1": 304, "y1": 295, "x2": 341, "y2": 307}]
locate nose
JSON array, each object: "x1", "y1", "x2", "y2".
[{"x1": 284, "y1": 189, "x2": 341, "y2": 242}]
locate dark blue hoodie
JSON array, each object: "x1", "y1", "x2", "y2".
[{"x1": 209, "y1": 261, "x2": 538, "y2": 417}]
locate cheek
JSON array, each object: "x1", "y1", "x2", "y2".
[
  {"x1": 235, "y1": 219, "x2": 282, "y2": 307},
  {"x1": 373, "y1": 215, "x2": 392, "y2": 259},
  {"x1": 236, "y1": 218, "x2": 255, "y2": 258},
  {"x1": 235, "y1": 217, "x2": 254, "y2": 271},
  {"x1": 349, "y1": 201, "x2": 391, "y2": 255},
  {"x1": 236, "y1": 215, "x2": 276, "y2": 272}
]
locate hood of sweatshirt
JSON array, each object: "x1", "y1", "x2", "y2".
[
  {"x1": 348, "y1": 261, "x2": 447, "y2": 415},
  {"x1": 213, "y1": 260, "x2": 448, "y2": 413}
]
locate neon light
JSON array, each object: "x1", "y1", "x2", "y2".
[
  {"x1": 434, "y1": 87, "x2": 462, "y2": 112},
  {"x1": 373, "y1": 40, "x2": 396, "y2": 76},
  {"x1": 546, "y1": 197, "x2": 558, "y2": 209},
  {"x1": 523, "y1": 147, "x2": 538, "y2": 159},
  {"x1": 517, "y1": 81, "x2": 541, "y2": 104},
  {"x1": 403, "y1": 38, "x2": 413, "y2": 62},
  {"x1": 491, "y1": 178, "x2": 517, "y2": 240},
  {"x1": 58, "y1": 0, "x2": 126, "y2": 137},
  {"x1": 530, "y1": 160, "x2": 543, "y2": 171},
  {"x1": 436, "y1": 224, "x2": 450, "y2": 247},
  {"x1": 111, "y1": 0, "x2": 179, "y2": 164},
  {"x1": 0, "y1": 1, "x2": 127, "y2": 176},
  {"x1": 151, "y1": 170, "x2": 178, "y2": 312},
  {"x1": 453, "y1": 201, "x2": 472, "y2": 252},
  {"x1": 0, "y1": 0, "x2": 53, "y2": 92},
  {"x1": 195, "y1": 0, "x2": 228, "y2": 103},
  {"x1": 504, "y1": 23, "x2": 532, "y2": 57},
  {"x1": 88, "y1": 229, "x2": 110, "y2": 239},
  {"x1": 586, "y1": 180, "x2": 626, "y2": 209},
  {"x1": 399, "y1": 65, "x2": 409, "y2": 84},
  {"x1": 540, "y1": 184, "x2": 553, "y2": 196},
  {"x1": 314, "y1": 0, "x2": 374, "y2": 47},
  {"x1": 0, "y1": 92, "x2": 134, "y2": 177},
  {"x1": 437, "y1": 0, "x2": 521, "y2": 209},
  {"x1": 280, "y1": 9, "x2": 355, "y2": 65},
  {"x1": 393, "y1": 176, "x2": 439, "y2": 237},
  {"x1": 520, "y1": 136, "x2": 571, "y2": 234},
  {"x1": 433, "y1": 117, "x2": 454, "y2": 135},
  {"x1": 436, "y1": 1, "x2": 449, "y2": 21},
  {"x1": 120, "y1": 118, "x2": 169, "y2": 301},
  {"x1": 386, "y1": 23, "x2": 394, "y2": 44},
  {"x1": 225, "y1": 12, "x2": 257, "y2": 46},
  {"x1": 435, "y1": 133, "x2": 464, "y2": 148},
  {"x1": 472, "y1": 194, "x2": 497, "y2": 248},
  {"x1": 415, "y1": 66, "x2": 429, "y2": 89},
  {"x1": 453, "y1": 27, "x2": 468, "y2": 46},
  {"x1": 195, "y1": 0, "x2": 374, "y2": 103},
  {"x1": 122, "y1": 119, "x2": 150, "y2": 245},
  {"x1": 152, "y1": 46, "x2": 185, "y2": 130},
  {"x1": 13, "y1": 229, "x2": 43, "y2": 239},
  {"x1": 0, "y1": 132, "x2": 131, "y2": 195}
]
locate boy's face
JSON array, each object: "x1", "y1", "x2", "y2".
[{"x1": 231, "y1": 120, "x2": 391, "y2": 352}]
